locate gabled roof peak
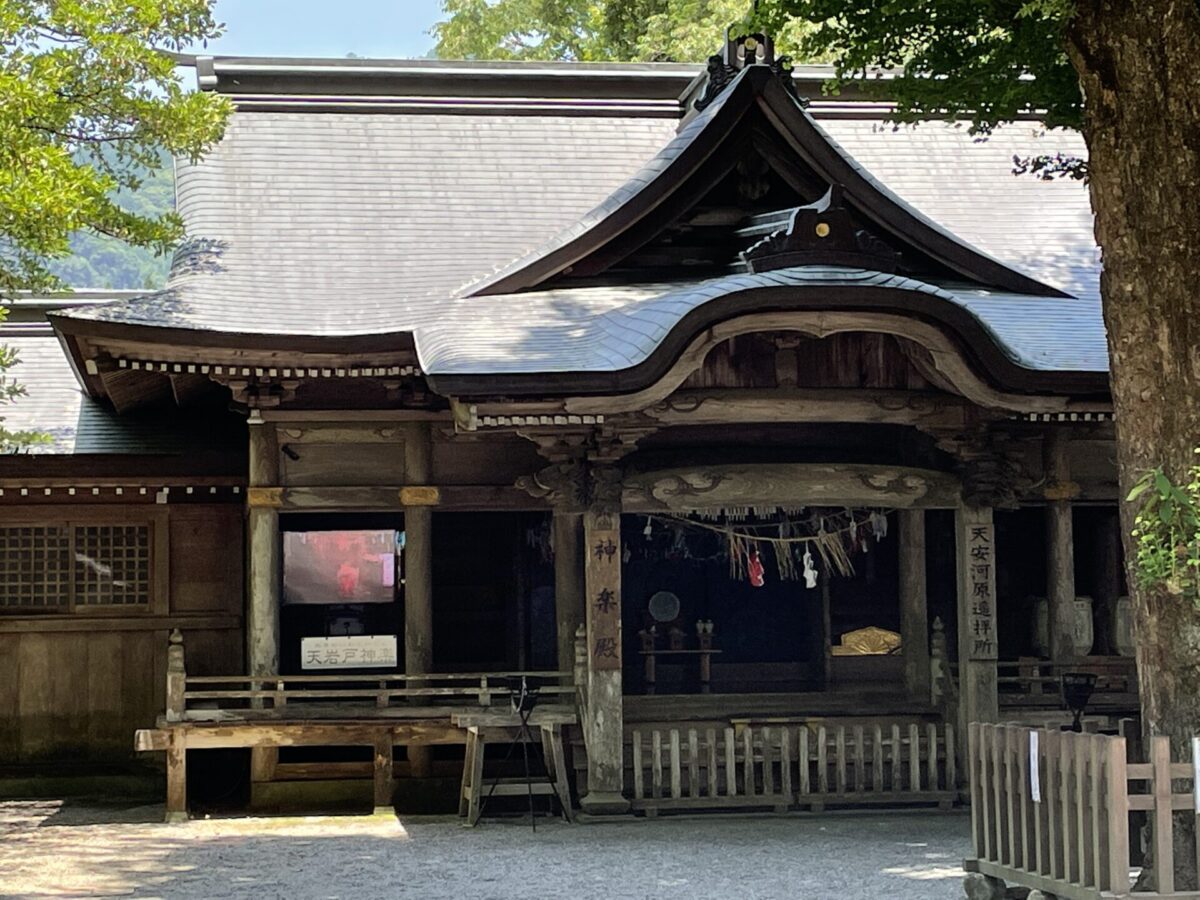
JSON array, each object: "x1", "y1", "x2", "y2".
[{"x1": 467, "y1": 64, "x2": 1072, "y2": 299}]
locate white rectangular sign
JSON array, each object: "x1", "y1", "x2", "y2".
[
  {"x1": 301, "y1": 635, "x2": 397, "y2": 670},
  {"x1": 1193, "y1": 737, "x2": 1200, "y2": 814},
  {"x1": 1030, "y1": 731, "x2": 1041, "y2": 803}
]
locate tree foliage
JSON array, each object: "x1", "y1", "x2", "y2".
[
  {"x1": 0, "y1": 0, "x2": 231, "y2": 294},
  {"x1": 434, "y1": 0, "x2": 819, "y2": 63},
  {"x1": 47, "y1": 150, "x2": 178, "y2": 290},
  {"x1": 1127, "y1": 453, "x2": 1200, "y2": 605},
  {"x1": 0, "y1": 0, "x2": 230, "y2": 450},
  {"x1": 764, "y1": 0, "x2": 1081, "y2": 133}
]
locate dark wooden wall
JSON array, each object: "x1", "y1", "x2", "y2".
[
  {"x1": 0, "y1": 503, "x2": 244, "y2": 763},
  {"x1": 682, "y1": 332, "x2": 935, "y2": 391}
]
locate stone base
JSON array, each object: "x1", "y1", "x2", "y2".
[
  {"x1": 165, "y1": 810, "x2": 189, "y2": 824},
  {"x1": 578, "y1": 790, "x2": 631, "y2": 816},
  {"x1": 963, "y1": 872, "x2": 1006, "y2": 900}
]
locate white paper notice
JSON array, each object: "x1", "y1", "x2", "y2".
[
  {"x1": 1030, "y1": 731, "x2": 1041, "y2": 803},
  {"x1": 1193, "y1": 737, "x2": 1200, "y2": 814},
  {"x1": 301, "y1": 634, "x2": 398, "y2": 670}
]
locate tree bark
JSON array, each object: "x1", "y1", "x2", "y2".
[{"x1": 1067, "y1": 1, "x2": 1200, "y2": 886}]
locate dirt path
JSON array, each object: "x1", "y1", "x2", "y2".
[{"x1": 0, "y1": 801, "x2": 970, "y2": 899}]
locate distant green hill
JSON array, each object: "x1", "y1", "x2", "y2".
[{"x1": 47, "y1": 155, "x2": 176, "y2": 291}]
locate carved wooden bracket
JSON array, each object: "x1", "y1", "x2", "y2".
[
  {"x1": 514, "y1": 424, "x2": 651, "y2": 514},
  {"x1": 224, "y1": 378, "x2": 300, "y2": 409},
  {"x1": 931, "y1": 426, "x2": 1034, "y2": 509}
]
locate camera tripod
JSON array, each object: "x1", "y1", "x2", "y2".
[{"x1": 475, "y1": 676, "x2": 559, "y2": 830}]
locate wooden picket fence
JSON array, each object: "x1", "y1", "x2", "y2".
[
  {"x1": 628, "y1": 721, "x2": 957, "y2": 814},
  {"x1": 965, "y1": 722, "x2": 1200, "y2": 899}
]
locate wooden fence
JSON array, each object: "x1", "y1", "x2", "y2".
[
  {"x1": 965, "y1": 722, "x2": 1200, "y2": 898},
  {"x1": 628, "y1": 721, "x2": 957, "y2": 814}
]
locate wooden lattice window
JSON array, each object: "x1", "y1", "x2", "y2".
[
  {"x1": 0, "y1": 520, "x2": 154, "y2": 612},
  {"x1": 0, "y1": 526, "x2": 71, "y2": 609},
  {"x1": 73, "y1": 524, "x2": 151, "y2": 606}
]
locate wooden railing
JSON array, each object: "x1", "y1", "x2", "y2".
[
  {"x1": 164, "y1": 629, "x2": 573, "y2": 723},
  {"x1": 965, "y1": 722, "x2": 1200, "y2": 898},
  {"x1": 628, "y1": 720, "x2": 957, "y2": 814},
  {"x1": 994, "y1": 659, "x2": 1138, "y2": 712}
]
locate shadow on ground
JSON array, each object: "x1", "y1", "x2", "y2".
[{"x1": 0, "y1": 801, "x2": 971, "y2": 900}]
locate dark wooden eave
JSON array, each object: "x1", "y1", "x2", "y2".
[{"x1": 426, "y1": 282, "x2": 1108, "y2": 401}]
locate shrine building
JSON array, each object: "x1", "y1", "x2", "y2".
[{"x1": 0, "y1": 35, "x2": 1130, "y2": 818}]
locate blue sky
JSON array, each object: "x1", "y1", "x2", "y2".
[{"x1": 190, "y1": 0, "x2": 445, "y2": 59}]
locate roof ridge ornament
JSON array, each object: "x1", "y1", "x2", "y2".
[
  {"x1": 740, "y1": 185, "x2": 901, "y2": 274},
  {"x1": 694, "y1": 27, "x2": 804, "y2": 111}
]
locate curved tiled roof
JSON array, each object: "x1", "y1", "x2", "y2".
[{"x1": 48, "y1": 59, "x2": 1105, "y2": 399}]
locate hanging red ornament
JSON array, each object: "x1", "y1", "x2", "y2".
[{"x1": 747, "y1": 548, "x2": 765, "y2": 587}]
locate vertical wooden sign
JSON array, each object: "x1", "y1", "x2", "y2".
[
  {"x1": 584, "y1": 511, "x2": 621, "y2": 672},
  {"x1": 964, "y1": 520, "x2": 998, "y2": 660}
]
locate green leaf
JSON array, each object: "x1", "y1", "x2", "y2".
[
  {"x1": 1127, "y1": 480, "x2": 1151, "y2": 502},
  {"x1": 1155, "y1": 470, "x2": 1172, "y2": 497}
]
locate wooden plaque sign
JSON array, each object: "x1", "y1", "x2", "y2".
[
  {"x1": 964, "y1": 521, "x2": 998, "y2": 660},
  {"x1": 585, "y1": 512, "x2": 622, "y2": 672},
  {"x1": 301, "y1": 634, "x2": 398, "y2": 669}
]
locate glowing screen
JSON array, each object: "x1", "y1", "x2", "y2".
[{"x1": 282, "y1": 530, "x2": 399, "y2": 604}]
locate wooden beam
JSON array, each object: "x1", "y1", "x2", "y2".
[
  {"x1": 638, "y1": 388, "x2": 971, "y2": 429},
  {"x1": 0, "y1": 614, "x2": 240, "y2": 634},
  {"x1": 261, "y1": 410, "x2": 451, "y2": 423},
  {"x1": 268, "y1": 485, "x2": 548, "y2": 512},
  {"x1": 624, "y1": 463, "x2": 962, "y2": 512},
  {"x1": 275, "y1": 424, "x2": 409, "y2": 444}
]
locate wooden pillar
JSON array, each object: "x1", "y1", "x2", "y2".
[
  {"x1": 372, "y1": 732, "x2": 395, "y2": 815},
  {"x1": 898, "y1": 508, "x2": 930, "y2": 700},
  {"x1": 1044, "y1": 429, "x2": 1077, "y2": 662},
  {"x1": 553, "y1": 511, "x2": 585, "y2": 675},
  {"x1": 1095, "y1": 510, "x2": 1123, "y2": 655},
  {"x1": 404, "y1": 425, "x2": 434, "y2": 778},
  {"x1": 956, "y1": 503, "x2": 999, "y2": 730},
  {"x1": 165, "y1": 728, "x2": 187, "y2": 823},
  {"x1": 247, "y1": 418, "x2": 281, "y2": 677},
  {"x1": 580, "y1": 504, "x2": 629, "y2": 815}
]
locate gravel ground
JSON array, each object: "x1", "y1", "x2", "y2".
[{"x1": 0, "y1": 800, "x2": 971, "y2": 900}]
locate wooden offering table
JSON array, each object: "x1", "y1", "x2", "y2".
[{"x1": 639, "y1": 648, "x2": 722, "y2": 694}]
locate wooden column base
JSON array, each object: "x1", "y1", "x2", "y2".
[{"x1": 578, "y1": 790, "x2": 631, "y2": 816}]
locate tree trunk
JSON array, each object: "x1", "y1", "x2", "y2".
[{"x1": 1067, "y1": 1, "x2": 1200, "y2": 887}]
